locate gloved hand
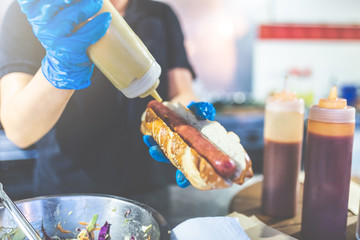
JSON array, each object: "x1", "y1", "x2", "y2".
[
  {"x1": 143, "y1": 102, "x2": 216, "y2": 188},
  {"x1": 17, "y1": 0, "x2": 112, "y2": 90}
]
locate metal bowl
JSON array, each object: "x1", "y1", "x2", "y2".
[{"x1": 0, "y1": 194, "x2": 170, "y2": 240}]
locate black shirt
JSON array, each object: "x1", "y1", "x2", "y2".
[{"x1": 0, "y1": 0, "x2": 194, "y2": 196}]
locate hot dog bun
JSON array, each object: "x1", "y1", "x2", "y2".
[{"x1": 141, "y1": 100, "x2": 253, "y2": 190}]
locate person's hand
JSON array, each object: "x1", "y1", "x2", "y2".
[
  {"x1": 143, "y1": 102, "x2": 216, "y2": 188},
  {"x1": 17, "y1": 0, "x2": 111, "y2": 90}
]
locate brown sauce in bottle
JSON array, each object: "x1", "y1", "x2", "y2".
[
  {"x1": 301, "y1": 132, "x2": 354, "y2": 240},
  {"x1": 262, "y1": 140, "x2": 302, "y2": 217}
]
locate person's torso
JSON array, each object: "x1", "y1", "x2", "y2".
[{"x1": 30, "y1": 0, "x2": 176, "y2": 195}]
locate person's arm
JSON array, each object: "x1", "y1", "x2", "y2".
[
  {"x1": 161, "y1": 4, "x2": 199, "y2": 105},
  {"x1": 0, "y1": 0, "x2": 111, "y2": 148},
  {"x1": 0, "y1": 70, "x2": 74, "y2": 148},
  {"x1": 168, "y1": 67, "x2": 199, "y2": 105}
]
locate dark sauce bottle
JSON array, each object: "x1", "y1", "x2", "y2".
[
  {"x1": 301, "y1": 87, "x2": 356, "y2": 240},
  {"x1": 357, "y1": 206, "x2": 360, "y2": 240},
  {"x1": 262, "y1": 89, "x2": 304, "y2": 218}
]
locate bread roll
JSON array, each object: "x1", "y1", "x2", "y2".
[{"x1": 141, "y1": 101, "x2": 253, "y2": 190}]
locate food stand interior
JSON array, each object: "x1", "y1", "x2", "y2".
[{"x1": 0, "y1": 0, "x2": 360, "y2": 229}]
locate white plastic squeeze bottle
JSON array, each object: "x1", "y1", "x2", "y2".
[
  {"x1": 262, "y1": 79, "x2": 305, "y2": 218},
  {"x1": 88, "y1": 0, "x2": 162, "y2": 101}
]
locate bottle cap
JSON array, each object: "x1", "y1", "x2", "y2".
[
  {"x1": 309, "y1": 86, "x2": 355, "y2": 123},
  {"x1": 266, "y1": 78, "x2": 304, "y2": 113},
  {"x1": 318, "y1": 86, "x2": 347, "y2": 109},
  {"x1": 121, "y1": 62, "x2": 161, "y2": 98}
]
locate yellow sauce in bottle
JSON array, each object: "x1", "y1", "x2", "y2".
[{"x1": 88, "y1": 0, "x2": 162, "y2": 101}]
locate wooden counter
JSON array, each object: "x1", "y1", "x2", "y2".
[{"x1": 230, "y1": 178, "x2": 360, "y2": 240}]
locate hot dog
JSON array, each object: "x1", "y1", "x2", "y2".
[{"x1": 141, "y1": 100, "x2": 253, "y2": 190}]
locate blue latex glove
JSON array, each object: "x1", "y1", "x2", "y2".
[
  {"x1": 143, "y1": 102, "x2": 216, "y2": 188},
  {"x1": 17, "y1": 0, "x2": 112, "y2": 90}
]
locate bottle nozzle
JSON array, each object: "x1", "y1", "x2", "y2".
[
  {"x1": 139, "y1": 79, "x2": 162, "y2": 101},
  {"x1": 271, "y1": 76, "x2": 297, "y2": 101},
  {"x1": 283, "y1": 75, "x2": 289, "y2": 93},
  {"x1": 150, "y1": 90, "x2": 163, "y2": 102},
  {"x1": 328, "y1": 86, "x2": 337, "y2": 100},
  {"x1": 318, "y1": 86, "x2": 347, "y2": 109}
]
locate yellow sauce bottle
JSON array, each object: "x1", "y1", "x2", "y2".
[
  {"x1": 262, "y1": 85, "x2": 304, "y2": 218},
  {"x1": 88, "y1": 0, "x2": 162, "y2": 101}
]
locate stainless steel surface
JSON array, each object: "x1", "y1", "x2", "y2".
[
  {"x1": 0, "y1": 194, "x2": 170, "y2": 240},
  {"x1": 0, "y1": 182, "x2": 41, "y2": 240}
]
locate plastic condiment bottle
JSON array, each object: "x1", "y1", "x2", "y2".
[
  {"x1": 88, "y1": 0, "x2": 162, "y2": 101},
  {"x1": 301, "y1": 86, "x2": 355, "y2": 240},
  {"x1": 261, "y1": 85, "x2": 305, "y2": 218},
  {"x1": 357, "y1": 203, "x2": 360, "y2": 240}
]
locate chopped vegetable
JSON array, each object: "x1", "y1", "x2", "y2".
[
  {"x1": 11, "y1": 229, "x2": 25, "y2": 240},
  {"x1": 122, "y1": 218, "x2": 133, "y2": 227},
  {"x1": 76, "y1": 229, "x2": 94, "y2": 240},
  {"x1": 97, "y1": 222, "x2": 110, "y2": 240},
  {"x1": 41, "y1": 221, "x2": 52, "y2": 240},
  {"x1": 0, "y1": 227, "x2": 26, "y2": 240},
  {"x1": 1, "y1": 214, "x2": 111, "y2": 240},
  {"x1": 124, "y1": 209, "x2": 131, "y2": 218},
  {"x1": 57, "y1": 222, "x2": 71, "y2": 234},
  {"x1": 141, "y1": 225, "x2": 152, "y2": 234},
  {"x1": 86, "y1": 215, "x2": 98, "y2": 232}
]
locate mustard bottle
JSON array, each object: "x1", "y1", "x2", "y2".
[{"x1": 88, "y1": 0, "x2": 162, "y2": 101}]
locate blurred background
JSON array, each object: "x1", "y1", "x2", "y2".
[
  {"x1": 0, "y1": 0, "x2": 359, "y2": 200},
  {"x1": 159, "y1": 0, "x2": 360, "y2": 176}
]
